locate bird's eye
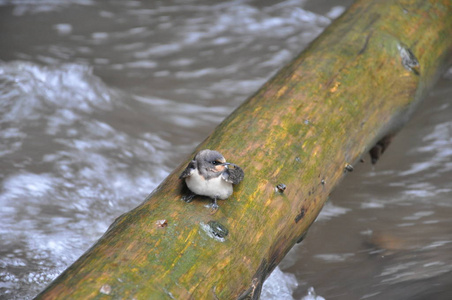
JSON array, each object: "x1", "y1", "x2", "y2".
[{"x1": 211, "y1": 161, "x2": 219, "y2": 165}]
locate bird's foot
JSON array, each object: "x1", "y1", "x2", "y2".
[
  {"x1": 209, "y1": 199, "x2": 219, "y2": 214},
  {"x1": 182, "y1": 193, "x2": 195, "y2": 203},
  {"x1": 209, "y1": 204, "x2": 219, "y2": 215}
]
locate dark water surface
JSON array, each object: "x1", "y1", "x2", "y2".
[{"x1": 1, "y1": 1, "x2": 451, "y2": 299}]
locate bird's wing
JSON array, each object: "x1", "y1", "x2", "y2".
[
  {"x1": 221, "y1": 164, "x2": 244, "y2": 184},
  {"x1": 179, "y1": 160, "x2": 196, "y2": 179}
]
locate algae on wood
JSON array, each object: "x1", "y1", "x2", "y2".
[{"x1": 36, "y1": 0, "x2": 452, "y2": 299}]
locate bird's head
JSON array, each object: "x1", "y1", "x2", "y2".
[{"x1": 195, "y1": 149, "x2": 229, "y2": 173}]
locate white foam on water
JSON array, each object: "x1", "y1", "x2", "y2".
[{"x1": 261, "y1": 267, "x2": 298, "y2": 300}]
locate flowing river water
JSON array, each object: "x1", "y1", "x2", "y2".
[{"x1": 1, "y1": 1, "x2": 451, "y2": 299}]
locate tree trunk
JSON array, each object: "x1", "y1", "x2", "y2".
[{"x1": 36, "y1": 0, "x2": 452, "y2": 299}]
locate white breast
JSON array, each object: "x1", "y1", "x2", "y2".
[{"x1": 185, "y1": 171, "x2": 233, "y2": 200}]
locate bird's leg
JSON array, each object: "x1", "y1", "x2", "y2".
[
  {"x1": 182, "y1": 192, "x2": 195, "y2": 203},
  {"x1": 210, "y1": 197, "x2": 219, "y2": 214}
]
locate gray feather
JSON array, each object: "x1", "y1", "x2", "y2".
[
  {"x1": 179, "y1": 160, "x2": 196, "y2": 179},
  {"x1": 222, "y1": 164, "x2": 244, "y2": 185}
]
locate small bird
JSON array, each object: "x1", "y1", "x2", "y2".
[{"x1": 179, "y1": 149, "x2": 244, "y2": 212}]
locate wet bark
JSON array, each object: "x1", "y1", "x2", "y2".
[{"x1": 36, "y1": 0, "x2": 452, "y2": 299}]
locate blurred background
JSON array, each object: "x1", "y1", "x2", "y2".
[{"x1": 1, "y1": 0, "x2": 451, "y2": 299}]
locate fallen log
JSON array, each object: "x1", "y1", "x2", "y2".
[{"x1": 36, "y1": 0, "x2": 452, "y2": 299}]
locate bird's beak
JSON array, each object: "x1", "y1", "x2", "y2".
[{"x1": 221, "y1": 162, "x2": 231, "y2": 168}]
